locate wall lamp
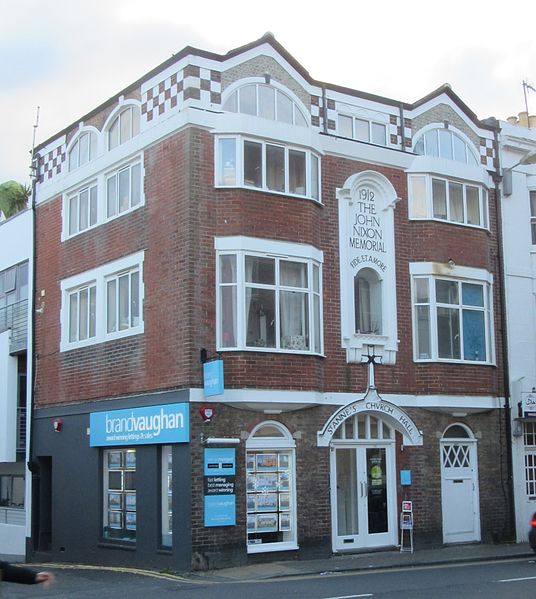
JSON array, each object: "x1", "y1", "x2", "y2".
[{"x1": 503, "y1": 149, "x2": 536, "y2": 196}]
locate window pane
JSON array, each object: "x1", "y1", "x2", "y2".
[
  {"x1": 414, "y1": 136, "x2": 425, "y2": 155},
  {"x1": 89, "y1": 186, "x2": 98, "y2": 226},
  {"x1": 289, "y1": 150, "x2": 306, "y2": 195},
  {"x1": 258, "y1": 85, "x2": 275, "y2": 120},
  {"x1": 449, "y1": 181, "x2": 464, "y2": 223},
  {"x1": 466, "y1": 186, "x2": 480, "y2": 225},
  {"x1": 89, "y1": 286, "x2": 96, "y2": 338},
  {"x1": 280, "y1": 261, "x2": 307, "y2": 287},
  {"x1": 416, "y1": 305, "x2": 431, "y2": 359},
  {"x1": 221, "y1": 286, "x2": 237, "y2": 347},
  {"x1": 223, "y1": 90, "x2": 237, "y2": 112},
  {"x1": 130, "y1": 271, "x2": 140, "y2": 327},
  {"x1": 244, "y1": 141, "x2": 262, "y2": 187},
  {"x1": 409, "y1": 176, "x2": 427, "y2": 218},
  {"x1": 79, "y1": 189, "x2": 89, "y2": 231},
  {"x1": 118, "y1": 168, "x2": 130, "y2": 213},
  {"x1": 132, "y1": 109, "x2": 140, "y2": 137},
  {"x1": 240, "y1": 84, "x2": 257, "y2": 116},
  {"x1": 266, "y1": 145, "x2": 285, "y2": 192},
  {"x1": 107, "y1": 279, "x2": 117, "y2": 333},
  {"x1": 415, "y1": 278, "x2": 429, "y2": 303},
  {"x1": 69, "y1": 293, "x2": 78, "y2": 342},
  {"x1": 313, "y1": 293, "x2": 321, "y2": 353},
  {"x1": 339, "y1": 115, "x2": 353, "y2": 138},
  {"x1": 462, "y1": 283, "x2": 484, "y2": 307},
  {"x1": 79, "y1": 288, "x2": 88, "y2": 341},
  {"x1": 280, "y1": 290, "x2": 309, "y2": 350},
  {"x1": 107, "y1": 175, "x2": 117, "y2": 218},
  {"x1": 355, "y1": 119, "x2": 369, "y2": 142},
  {"x1": 69, "y1": 141, "x2": 78, "y2": 170},
  {"x1": 220, "y1": 254, "x2": 236, "y2": 284},
  {"x1": 109, "y1": 118, "x2": 119, "y2": 150},
  {"x1": 118, "y1": 274, "x2": 130, "y2": 330},
  {"x1": 79, "y1": 133, "x2": 89, "y2": 165},
  {"x1": 424, "y1": 130, "x2": 439, "y2": 157},
  {"x1": 108, "y1": 471, "x2": 122, "y2": 490},
  {"x1": 218, "y1": 138, "x2": 236, "y2": 186},
  {"x1": 432, "y1": 179, "x2": 447, "y2": 219},
  {"x1": 452, "y1": 135, "x2": 466, "y2": 163},
  {"x1": 120, "y1": 109, "x2": 132, "y2": 144},
  {"x1": 246, "y1": 288, "x2": 275, "y2": 347},
  {"x1": 294, "y1": 108, "x2": 307, "y2": 127},
  {"x1": 438, "y1": 129, "x2": 453, "y2": 160},
  {"x1": 371, "y1": 123, "x2": 386, "y2": 146},
  {"x1": 131, "y1": 164, "x2": 141, "y2": 207},
  {"x1": 276, "y1": 91, "x2": 293, "y2": 124},
  {"x1": 463, "y1": 309, "x2": 486, "y2": 361},
  {"x1": 437, "y1": 307, "x2": 460, "y2": 359},
  {"x1": 245, "y1": 256, "x2": 274, "y2": 284},
  {"x1": 17, "y1": 263, "x2": 28, "y2": 301},
  {"x1": 69, "y1": 195, "x2": 78, "y2": 235},
  {"x1": 436, "y1": 279, "x2": 458, "y2": 304},
  {"x1": 313, "y1": 264, "x2": 319, "y2": 293},
  {"x1": 311, "y1": 154, "x2": 319, "y2": 200}
]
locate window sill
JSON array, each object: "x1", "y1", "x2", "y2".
[
  {"x1": 215, "y1": 183, "x2": 322, "y2": 206},
  {"x1": 247, "y1": 541, "x2": 298, "y2": 554},
  {"x1": 98, "y1": 540, "x2": 136, "y2": 551},
  {"x1": 219, "y1": 346, "x2": 324, "y2": 357},
  {"x1": 414, "y1": 358, "x2": 495, "y2": 366}
]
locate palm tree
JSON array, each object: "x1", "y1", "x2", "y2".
[{"x1": 0, "y1": 181, "x2": 31, "y2": 219}]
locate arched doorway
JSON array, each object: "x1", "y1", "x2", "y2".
[{"x1": 440, "y1": 424, "x2": 481, "y2": 543}]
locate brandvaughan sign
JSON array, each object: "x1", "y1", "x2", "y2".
[{"x1": 90, "y1": 403, "x2": 189, "y2": 447}]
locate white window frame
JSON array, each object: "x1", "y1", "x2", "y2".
[
  {"x1": 108, "y1": 105, "x2": 141, "y2": 150},
  {"x1": 106, "y1": 160, "x2": 142, "y2": 220},
  {"x1": 530, "y1": 190, "x2": 536, "y2": 245},
  {"x1": 246, "y1": 421, "x2": 298, "y2": 554},
  {"x1": 413, "y1": 127, "x2": 479, "y2": 166},
  {"x1": 62, "y1": 155, "x2": 144, "y2": 241},
  {"x1": 215, "y1": 237, "x2": 323, "y2": 355},
  {"x1": 60, "y1": 251, "x2": 144, "y2": 352},
  {"x1": 68, "y1": 283, "x2": 96, "y2": 343},
  {"x1": 337, "y1": 114, "x2": 388, "y2": 147},
  {"x1": 410, "y1": 262, "x2": 495, "y2": 364},
  {"x1": 67, "y1": 182, "x2": 98, "y2": 236},
  {"x1": 214, "y1": 136, "x2": 321, "y2": 203},
  {"x1": 68, "y1": 130, "x2": 97, "y2": 171},
  {"x1": 408, "y1": 173, "x2": 489, "y2": 230}
]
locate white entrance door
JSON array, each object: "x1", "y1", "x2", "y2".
[
  {"x1": 331, "y1": 444, "x2": 396, "y2": 551},
  {"x1": 440, "y1": 432, "x2": 480, "y2": 544}
]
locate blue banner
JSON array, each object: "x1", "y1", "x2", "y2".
[
  {"x1": 203, "y1": 360, "x2": 224, "y2": 396},
  {"x1": 204, "y1": 448, "x2": 236, "y2": 476},
  {"x1": 90, "y1": 403, "x2": 189, "y2": 447},
  {"x1": 204, "y1": 495, "x2": 236, "y2": 527}
]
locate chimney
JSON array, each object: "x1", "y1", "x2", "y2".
[
  {"x1": 506, "y1": 116, "x2": 518, "y2": 124},
  {"x1": 518, "y1": 111, "x2": 529, "y2": 127},
  {"x1": 529, "y1": 115, "x2": 536, "y2": 129}
]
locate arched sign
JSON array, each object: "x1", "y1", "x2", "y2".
[{"x1": 317, "y1": 387, "x2": 423, "y2": 447}]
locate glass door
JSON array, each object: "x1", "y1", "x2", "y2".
[{"x1": 332, "y1": 444, "x2": 395, "y2": 551}]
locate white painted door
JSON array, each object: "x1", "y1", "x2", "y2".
[
  {"x1": 441, "y1": 440, "x2": 481, "y2": 543},
  {"x1": 331, "y1": 444, "x2": 397, "y2": 551}
]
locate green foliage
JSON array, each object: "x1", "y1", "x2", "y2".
[{"x1": 0, "y1": 180, "x2": 30, "y2": 218}]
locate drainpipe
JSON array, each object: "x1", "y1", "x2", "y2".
[
  {"x1": 399, "y1": 103, "x2": 406, "y2": 151},
  {"x1": 490, "y1": 117, "x2": 516, "y2": 541}
]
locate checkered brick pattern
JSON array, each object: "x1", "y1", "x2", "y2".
[
  {"x1": 310, "y1": 95, "x2": 337, "y2": 130},
  {"x1": 38, "y1": 144, "x2": 66, "y2": 182},
  {"x1": 480, "y1": 137, "x2": 496, "y2": 170},
  {"x1": 142, "y1": 67, "x2": 222, "y2": 122},
  {"x1": 389, "y1": 115, "x2": 413, "y2": 149}
]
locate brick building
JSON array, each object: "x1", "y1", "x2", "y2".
[{"x1": 30, "y1": 34, "x2": 511, "y2": 571}]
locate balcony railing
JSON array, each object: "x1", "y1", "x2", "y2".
[
  {"x1": 0, "y1": 507, "x2": 25, "y2": 526},
  {"x1": 17, "y1": 406, "x2": 27, "y2": 452},
  {"x1": 0, "y1": 299, "x2": 28, "y2": 353}
]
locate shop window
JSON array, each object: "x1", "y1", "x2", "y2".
[
  {"x1": 411, "y1": 264, "x2": 494, "y2": 364},
  {"x1": 103, "y1": 448, "x2": 136, "y2": 542},
  {"x1": 216, "y1": 237, "x2": 323, "y2": 354},
  {"x1": 161, "y1": 445, "x2": 172, "y2": 547},
  {"x1": 246, "y1": 422, "x2": 297, "y2": 553},
  {"x1": 0, "y1": 475, "x2": 24, "y2": 508}
]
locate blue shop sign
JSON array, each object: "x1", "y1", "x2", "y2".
[
  {"x1": 90, "y1": 403, "x2": 189, "y2": 447},
  {"x1": 204, "y1": 495, "x2": 236, "y2": 527},
  {"x1": 203, "y1": 359, "x2": 224, "y2": 397},
  {"x1": 204, "y1": 448, "x2": 236, "y2": 476}
]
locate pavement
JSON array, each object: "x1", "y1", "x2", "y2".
[{"x1": 187, "y1": 541, "x2": 536, "y2": 582}]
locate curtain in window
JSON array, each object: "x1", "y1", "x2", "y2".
[{"x1": 280, "y1": 262, "x2": 308, "y2": 350}]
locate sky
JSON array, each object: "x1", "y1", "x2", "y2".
[{"x1": 1, "y1": 0, "x2": 535, "y2": 185}]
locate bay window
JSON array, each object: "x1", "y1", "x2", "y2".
[
  {"x1": 216, "y1": 237, "x2": 323, "y2": 354},
  {"x1": 215, "y1": 136, "x2": 321, "y2": 202},
  {"x1": 408, "y1": 174, "x2": 489, "y2": 229},
  {"x1": 411, "y1": 264, "x2": 493, "y2": 363}
]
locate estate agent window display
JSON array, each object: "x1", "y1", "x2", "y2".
[
  {"x1": 245, "y1": 422, "x2": 297, "y2": 553},
  {"x1": 103, "y1": 448, "x2": 137, "y2": 542}
]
